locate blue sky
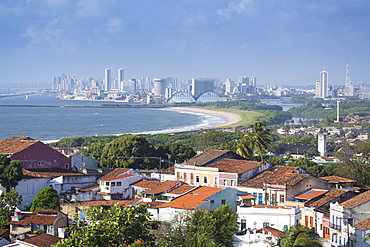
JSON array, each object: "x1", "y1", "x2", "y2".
[{"x1": 1, "y1": 0, "x2": 369, "y2": 87}]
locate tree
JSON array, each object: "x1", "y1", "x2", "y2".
[
  {"x1": 304, "y1": 148, "x2": 320, "y2": 159},
  {"x1": 278, "y1": 225, "x2": 322, "y2": 247},
  {"x1": 158, "y1": 143, "x2": 196, "y2": 164},
  {"x1": 0, "y1": 190, "x2": 22, "y2": 228},
  {"x1": 0, "y1": 154, "x2": 23, "y2": 192},
  {"x1": 55, "y1": 204, "x2": 158, "y2": 247},
  {"x1": 237, "y1": 121, "x2": 272, "y2": 161},
  {"x1": 100, "y1": 135, "x2": 159, "y2": 169},
  {"x1": 30, "y1": 187, "x2": 59, "y2": 212}
]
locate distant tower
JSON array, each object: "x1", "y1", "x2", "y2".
[
  {"x1": 118, "y1": 68, "x2": 124, "y2": 84},
  {"x1": 320, "y1": 71, "x2": 328, "y2": 98},
  {"x1": 104, "y1": 68, "x2": 111, "y2": 91},
  {"x1": 344, "y1": 63, "x2": 355, "y2": 97},
  {"x1": 315, "y1": 80, "x2": 321, "y2": 98},
  {"x1": 191, "y1": 78, "x2": 214, "y2": 97},
  {"x1": 318, "y1": 134, "x2": 327, "y2": 156},
  {"x1": 153, "y1": 78, "x2": 166, "y2": 96},
  {"x1": 335, "y1": 99, "x2": 340, "y2": 122}
]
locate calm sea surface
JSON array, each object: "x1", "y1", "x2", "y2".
[{"x1": 0, "y1": 94, "x2": 225, "y2": 142}]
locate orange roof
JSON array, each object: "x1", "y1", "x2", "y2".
[
  {"x1": 21, "y1": 233, "x2": 62, "y2": 247},
  {"x1": 184, "y1": 149, "x2": 231, "y2": 166},
  {"x1": 340, "y1": 190, "x2": 370, "y2": 208},
  {"x1": 319, "y1": 176, "x2": 357, "y2": 183},
  {"x1": 354, "y1": 218, "x2": 370, "y2": 231},
  {"x1": 143, "y1": 180, "x2": 181, "y2": 195},
  {"x1": 131, "y1": 180, "x2": 160, "y2": 189},
  {"x1": 167, "y1": 185, "x2": 197, "y2": 195},
  {"x1": 99, "y1": 168, "x2": 131, "y2": 181},
  {"x1": 80, "y1": 185, "x2": 100, "y2": 192},
  {"x1": 76, "y1": 198, "x2": 141, "y2": 207},
  {"x1": 240, "y1": 165, "x2": 309, "y2": 188},
  {"x1": 22, "y1": 168, "x2": 84, "y2": 178},
  {"x1": 8, "y1": 214, "x2": 57, "y2": 225},
  {"x1": 239, "y1": 194, "x2": 256, "y2": 200},
  {"x1": 209, "y1": 159, "x2": 264, "y2": 174},
  {"x1": 159, "y1": 186, "x2": 223, "y2": 209},
  {"x1": 139, "y1": 201, "x2": 167, "y2": 208},
  {"x1": 0, "y1": 136, "x2": 38, "y2": 154},
  {"x1": 162, "y1": 166, "x2": 175, "y2": 175},
  {"x1": 101, "y1": 174, "x2": 134, "y2": 181},
  {"x1": 307, "y1": 189, "x2": 348, "y2": 208},
  {"x1": 256, "y1": 226, "x2": 284, "y2": 237},
  {"x1": 294, "y1": 189, "x2": 328, "y2": 200}
]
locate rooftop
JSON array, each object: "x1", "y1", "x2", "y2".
[
  {"x1": 101, "y1": 174, "x2": 135, "y2": 181},
  {"x1": 256, "y1": 226, "x2": 284, "y2": 238},
  {"x1": 131, "y1": 180, "x2": 160, "y2": 189},
  {"x1": 209, "y1": 159, "x2": 264, "y2": 174},
  {"x1": 340, "y1": 190, "x2": 370, "y2": 209},
  {"x1": 354, "y1": 218, "x2": 370, "y2": 231},
  {"x1": 294, "y1": 189, "x2": 328, "y2": 201},
  {"x1": 184, "y1": 149, "x2": 239, "y2": 167},
  {"x1": 143, "y1": 180, "x2": 181, "y2": 196},
  {"x1": 8, "y1": 214, "x2": 57, "y2": 226},
  {"x1": 319, "y1": 176, "x2": 357, "y2": 184},
  {"x1": 306, "y1": 189, "x2": 348, "y2": 208},
  {"x1": 20, "y1": 233, "x2": 62, "y2": 247},
  {"x1": 23, "y1": 168, "x2": 84, "y2": 178},
  {"x1": 0, "y1": 136, "x2": 38, "y2": 154},
  {"x1": 76, "y1": 198, "x2": 141, "y2": 207},
  {"x1": 166, "y1": 184, "x2": 197, "y2": 195},
  {"x1": 98, "y1": 168, "x2": 131, "y2": 181}
]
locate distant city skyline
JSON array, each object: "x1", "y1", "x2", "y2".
[{"x1": 1, "y1": 1, "x2": 369, "y2": 86}]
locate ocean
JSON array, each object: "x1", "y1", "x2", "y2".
[{"x1": 0, "y1": 94, "x2": 225, "y2": 142}]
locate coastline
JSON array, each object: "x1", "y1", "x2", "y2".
[{"x1": 166, "y1": 107, "x2": 242, "y2": 128}]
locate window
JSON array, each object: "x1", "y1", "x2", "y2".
[
  {"x1": 263, "y1": 222, "x2": 270, "y2": 227},
  {"x1": 106, "y1": 182, "x2": 110, "y2": 186},
  {"x1": 176, "y1": 172, "x2": 180, "y2": 178},
  {"x1": 65, "y1": 164, "x2": 69, "y2": 169},
  {"x1": 309, "y1": 217, "x2": 313, "y2": 228},
  {"x1": 272, "y1": 194, "x2": 277, "y2": 204},
  {"x1": 258, "y1": 193, "x2": 263, "y2": 205},
  {"x1": 111, "y1": 182, "x2": 116, "y2": 186},
  {"x1": 117, "y1": 182, "x2": 122, "y2": 186},
  {"x1": 196, "y1": 176, "x2": 200, "y2": 183},
  {"x1": 101, "y1": 181, "x2": 104, "y2": 185},
  {"x1": 37, "y1": 161, "x2": 42, "y2": 166},
  {"x1": 221, "y1": 199, "x2": 226, "y2": 205},
  {"x1": 224, "y1": 179, "x2": 227, "y2": 186},
  {"x1": 280, "y1": 194, "x2": 285, "y2": 203},
  {"x1": 184, "y1": 173, "x2": 187, "y2": 180},
  {"x1": 241, "y1": 219, "x2": 246, "y2": 230},
  {"x1": 214, "y1": 177, "x2": 218, "y2": 185},
  {"x1": 190, "y1": 173, "x2": 194, "y2": 180},
  {"x1": 203, "y1": 176, "x2": 208, "y2": 184},
  {"x1": 210, "y1": 199, "x2": 215, "y2": 204},
  {"x1": 231, "y1": 180, "x2": 235, "y2": 186}
]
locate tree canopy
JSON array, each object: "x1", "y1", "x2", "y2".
[
  {"x1": 30, "y1": 187, "x2": 59, "y2": 212},
  {"x1": 278, "y1": 225, "x2": 322, "y2": 247},
  {"x1": 0, "y1": 190, "x2": 22, "y2": 229},
  {"x1": 158, "y1": 143, "x2": 196, "y2": 165},
  {"x1": 55, "y1": 204, "x2": 158, "y2": 247},
  {"x1": 0, "y1": 154, "x2": 23, "y2": 192}
]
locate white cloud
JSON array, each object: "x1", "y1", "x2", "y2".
[
  {"x1": 75, "y1": 0, "x2": 115, "y2": 18},
  {"x1": 217, "y1": 0, "x2": 255, "y2": 20},
  {"x1": 107, "y1": 17, "x2": 124, "y2": 34}
]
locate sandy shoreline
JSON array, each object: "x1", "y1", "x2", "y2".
[{"x1": 166, "y1": 107, "x2": 242, "y2": 128}]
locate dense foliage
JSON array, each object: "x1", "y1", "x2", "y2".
[
  {"x1": 0, "y1": 190, "x2": 22, "y2": 229},
  {"x1": 278, "y1": 225, "x2": 322, "y2": 247},
  {"x1": 30, "y1": 187, "x2": 59, "y2": 212},
  {"x1": 157, "y1": 143, "x2": 196, "y2": 164},
  {"x1": 55, "y1": 204, "x2": 158, "y2": 247},
  {"x1": 0, "y1": 154, "x2": 23, "y2": 192}
]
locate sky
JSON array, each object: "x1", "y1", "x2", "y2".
[{"x1": 1, "y1": 0, "x2": 370, "y2": 87}]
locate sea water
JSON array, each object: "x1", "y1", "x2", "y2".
[{"x1": 0, "y1": 94, "x2": 225, "y2": 142}]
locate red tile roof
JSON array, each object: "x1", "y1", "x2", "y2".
[
  {"x1": 184, "y1": 149, "x2": 230, "y2": 166},
  {"x1": 8, "y1": 214, "x2": 57, "y2": 225},
  {"x1": 34, "y1": 209, "x2": 58, "y2": 214},
  {"x1": 294, "y1": 189, "x2": 328, "y2": 200},
  {"x1": 240, "y1": 165, "x2": 309, "y2": 188},
  {"x1": 306, "y1": 189, "x2": 348, "y2": 208},
  {"x1": 0, "y1": 136, "x2": 38, "y2": 154},
  {"x1": 139, "y1": 201, "x2": 167, "y2": 208},
  {"x1": 101, "y1": 174, "x2": 134, "y2": 181},
  {"x1": 143, "y1": 180, "x2": 181, "y2": 195},
  {"x1": 256, "y1": 226, "x2": 284, "y2": 237},
  {"x1": 159, "y1": 186, "x2": 223, "y2": 209},
  {"x1": 239, "y1": 194, "x2": 256, "y2": 200},
  {"x1": 340, "y1": 190, "x2": 370, "y2": 208},
  {"x1": 354, "y1": 218, "x2": 370, "y2": 231},
  {"x1": 99, "y1": 168, "x2": 131, "y2": 181},
  {"x1": 21, "y1": 233, "x2": 61, "y2": 247},
  {"x1": 166, "y1": 185, "x2": 197, "y2": 195},
  {"x1": 80, "y1": 185, "x2": 100, "y2": 192},
  {"x1": 319, "y1": 176, "x2": 357, "y2": 183},
  {"x1": 76, "y1": 198, "x2": 141, "y2": 207},
  {"x1": 23, "y1": 168, "x2": 84, "y2": 178},
  {"x1": 131, "y1": 180, "x2": 160, "y2": 189},
  {"x1": 209, "y1": 159, "x2": 264, "y2": 174},
  {"x1": 162, "y1": 165, "x2": 175, "y2": 175}
]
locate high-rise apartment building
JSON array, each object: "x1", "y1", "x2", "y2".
[
  {"x1": 191, "y1": 78, "x2": 214, "y2": 97},
  {"x1": 320, "y1": 70, "x2": 328, "y2": 98},
  {"x1": 118, "y1": 68, "x2": 124, "y2": 84},
  {"x1": 153, "y1": 78, "x2": 166, "y2": 96},
  {"x1": 104, "y1": 68, "x2": 111, "y2": 91},
  {"x1": 344, "y1": 63, "x2": 355, "y2": 97}
]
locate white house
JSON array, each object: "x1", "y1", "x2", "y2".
[{"x1": 98, "y1": 174, "x2": 143, "y2": 200}]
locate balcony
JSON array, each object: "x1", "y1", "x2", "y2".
[{"x1": 330, "y1": 223, "x2": 341, "y2": 230}]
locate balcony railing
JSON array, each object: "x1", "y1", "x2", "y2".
[{"x1": 329, "y1": 223, "x2": 341, "y2": 230}]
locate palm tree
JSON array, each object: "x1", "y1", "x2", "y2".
[
  {"x1": 278, "y1": 225, "x2": 322, "y2": 247},
  {"x1": 237, "y1": 121, "x2": 272, "y2": 161}
]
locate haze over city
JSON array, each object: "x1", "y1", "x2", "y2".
[{"x1": 1, "y1": 0, "x2": 370, "y2": 86}]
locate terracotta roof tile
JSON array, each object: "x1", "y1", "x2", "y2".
[
  {"x1": 306, "y1": 189, "x2": 348, "y2": 208},
  {"x1": 0, "y1": 229, "x2": 9, "y2": 236},
  {"x1": 354, "y1": 218, "x2": 370, "y2": 231},
  {"x1": 21, "y1": 233, "x2": 61, "y2": 247},
  {"x1": 240, "y1": 165, "x2": 309, "y2": 188},
  {"x1": 340, "y1": 190, "x2": 370, "y2": 208},
  {"x1": 80, "y1": 185, "x2": 100, "y2": 192},
  {"x1": 34, "y1": 209, "x2": 58, "y2": 214},
  {"x1": 139, "y1": 201, "x2": 167, "y2": 208},
  {"x1": 162, "y1": 165, "x2": 175, "y2": 175},
  {"x1": 0, "y1": 136, "x2": 37, "y2": 154},
  {"x1": 131, "y1": 180, "x2": 160, "y2": 189},
  {"x1": 294, "y1": 189, "x2": 328, "y2": 200},
  {"x1": 209, "y1": 159, "x2": 264, "y2": 174},
  {"x1": 23, "y1": 168, "x2": 84, "y2": 178},
  {"x1": 319, "y1": 176, "x2": 357, "y2": 183},
  {"x1": 8, "y1": 214, "x2": 57, "y2": 225},
  {"x1": 143, "y1": 180, "x2": 181, "y2": 195},
  {"x1": 184, "y1": 149, "x2": 231, "y2": 167},
  {"x1": 167, "y1": 185, "x2": 197, "y2": 195},
  {"x1": 76, "y1": 198, "x2": 141, "y2": 207},
  {"x1": 99, "y1": 168, "x2": 131, "y2": 181},
  {"x1": 159, "y1": 186, "x2": 223, "y2": 209},
  {"x1": 239, "y1": 194, "x2": 256, "y2": 200},
  {"x1": 101, "y1": 174, "x2": 134, "y2": 181},
  {"x1": 256, "y1": 226, "x2": 284, "y2": 237}
]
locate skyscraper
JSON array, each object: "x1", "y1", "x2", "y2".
[
  {"x1": 344, "y1": 63, "x2": 355, "y2": 97},
  {"x1": 104, "y1": 68, "x2": 111, "y2": 91},
  {"x1": 191, "y1": 78, "x2": 214, "y2": 97},
  {"x1": 320, "y1": 70, "x2": 328, "y2": 98},
  {"x1": 118, "y1": 68, "x2": 124, "y2": 85}
]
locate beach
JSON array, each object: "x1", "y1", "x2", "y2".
[{"x1": 167, "y1": 107, "x2": 242, "y2": 128}]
